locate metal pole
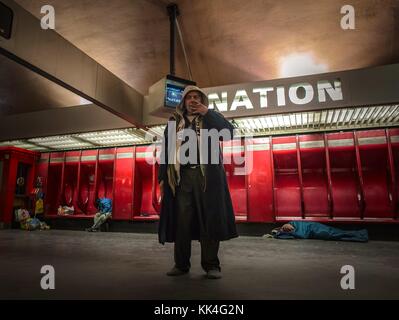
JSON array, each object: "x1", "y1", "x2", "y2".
[{"x1": 167, "y1": 4, "x2": 179, "y2": 76}]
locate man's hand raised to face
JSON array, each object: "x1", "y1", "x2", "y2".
[{"x1": 189, "y1": 101, "x2": 208, "y2": 116}]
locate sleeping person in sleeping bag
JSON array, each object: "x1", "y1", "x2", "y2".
[{"x1": 271, "y1": 221, "x2": 368, "y2": 242}]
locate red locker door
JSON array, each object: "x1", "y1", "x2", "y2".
[
  {"x1": 388, "y1": 128, "x2": 399, "y2": 219},
  {"x1": 98, "y1": 148, "x2": 115, "y2": 200},
  {"x1": 36, "y1": 153, "x2": 49, "y2": 212},
  {"x1": 299, "y1": 134, "x2": 329, "y2": 217},
  {"x1": 78, "y1": 150, "x2": 98, "y2": 215},
  {"x1": 247, "y1": 137, "x2": 273, "y2": 222},
  {"x1": 64, "y1": 151, "x2": 80, "y2": 207},
  {"x1": 357, "y1": 130, "x2": 393, "y2": 219},
  {"x1": 223, "y1": 139, "x2": 247, "y2": 221},
  {"x1": 47, "y1": 152, "x2": 64, "y2": 216},
  {"x1": 113, "y1": 147, "x2": 134, "y2": 220},
  {"x1": 134, "y1": 145, "x2": 159, "y2": 220},
  {"x1": 272, "y1": 136, "x2": 302, "y2": 219},
  {"x1": 327, "y1": 132, "x2": 361, "y2": 219}
]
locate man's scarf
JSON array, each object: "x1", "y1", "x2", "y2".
[{"x1": 166, "y1": 112, "x2": 206, "y2": 196}]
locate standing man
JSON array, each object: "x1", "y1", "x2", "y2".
[{"x1": 158, "y1": 85, "x2": 238, "y2": 279}]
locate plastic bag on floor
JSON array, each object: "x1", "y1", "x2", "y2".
[{"x1": 57, "y1": 205, "x2": 74, "y2": 215}]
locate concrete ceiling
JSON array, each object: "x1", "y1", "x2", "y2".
[
  {"x1": 13, "y1": 0, "x2": 399, "y2": 96},
  {"x1": 0, "y1": 54, "x2": 88, "y2": 116}
]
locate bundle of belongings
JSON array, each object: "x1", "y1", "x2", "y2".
[
  {"x1": 265, "y1": 221, "x2": 368, "y2": 242},
  {"x1": 57, "y1": 205, "x2": 74, "y2": 215},
  {"x1": 35, "y1": 197, "x2": 44, "y2": 215},
  {"x1": 86, "y1": 198, "x2": 112, "y2": 232},
  {"x1": 15, "y1": 209, "x2": 50, "y2": 231}
]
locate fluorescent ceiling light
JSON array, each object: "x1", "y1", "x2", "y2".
[{"x1": 2, "y1": 105, "x2": 399, "y2": 152}]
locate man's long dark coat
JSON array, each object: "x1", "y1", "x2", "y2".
[{"x1": 158, "y1": 108, "x2": 238, "y2": 244}]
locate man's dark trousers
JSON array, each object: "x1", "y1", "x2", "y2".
[{"x1": 174, "y1": 166, "x2": 220, "y2": 272}]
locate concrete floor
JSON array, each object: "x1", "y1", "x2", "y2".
[{"x1": 0, "y1": 229, "x2": 398, "y2": 300}]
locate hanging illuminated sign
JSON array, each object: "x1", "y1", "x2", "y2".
[
  {"x1": 143, "y1": 63, "x2": 399, "y2": 126},
  {"x1": 205, "y1": 79, "x2": 344, "y2": 116}
]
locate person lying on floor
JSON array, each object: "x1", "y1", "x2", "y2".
[{"x1": 268, "y1": 221, "x2": 368, "y2": 242}]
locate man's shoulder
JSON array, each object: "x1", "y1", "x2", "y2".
[{"x1": 205, "y1": 109, "x2": 225, "y2": 118}]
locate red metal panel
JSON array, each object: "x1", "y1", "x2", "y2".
[
  {"x1": 389, "y1": 128, "x2": 399, "y2": 219},
  {"x1": 0, "y1": 156, "x2": 18, "y2": 224},
  {"x1": 134, "y1": 145, "x2": 158, "y2": 220},
  {"x1": 324, "y1": 134, "x2": 334, "y2": 219},
  {"x1": 77, "y1": 150, "x2": 98, "y2": 215},
  {"x1": 247, "y1": 137, "x2": 273, "y2": 222},
  {"x1": 386, "y1": 129, "x2": 397, "y2": 217},
  {"x1": 270, "y1": 136, "x2": 276, "y2": 219},
  {"x1": 223, "y1": 139, "x2": 247, "y2": 220},
  {"x1": 357, "y1": 130, "x2": 393, "y2": 219},
  {"x1": 63, "y1": 151, "x2": 80, "y2": 207},
  {"x1": 272, "y1": 136, "x2": 301, "y2": 218},
  {"x1": 152, "y1": 145, "x2": 161, "y2": 214},
  {"x1": 296, "y1": 135, "x2": 305, "y2": 218},
  {"x1": 36, "y1": 153, "x2": 49, "y2": 203},
  {"x1": 49, "y1": 152, "x2": 65, "y2": 160},
  {"x1": 65, "y1": 151, "x2": 80, "y2": 163},
  {"x1": 113, "y1": 147, "x2": 134, "y2": 220},
  {"x1": 388, "y1": 128, "x2": 399, "y2": 138},
  {"x1": 299, "y1": 133, "x2": 329, "y2": 217},
  {"x1": 97, "y1": 148, "x2": 115, "y2": 200},
  {"x1": 30, "y1": 128, "x2": 399, "y2": 225},
  {"x1": 99, "y1": 148, "x2": 116, "y2": 156},
  {"x1": 0, "y1": 148, "x2": 39, "y2": 224},
  {"x1": 326, "y1": 132, "x2": 361, "y2": 219},
  {"x1": 46, "y1": 152, "x2": 65, "y2": 216}
]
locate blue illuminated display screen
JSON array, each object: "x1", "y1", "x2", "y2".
[{"x1": 165, "y1": 82, "x2": 185, "y2": 108}]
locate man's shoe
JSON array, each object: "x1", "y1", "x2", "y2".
[
  {"x1": 206, "y1": 269, "x2": 222, "y2": 279},
  {"x1": 166, "y1": 267, "x2": 189, "y2": 276}
]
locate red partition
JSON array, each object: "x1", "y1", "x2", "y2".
[
  {"x1": 36, "y1": 153, "x2": 49, "y2": 203},
  {"x1": 0, "y1": 147, "x2": 39, "y2": 224},
  {"x1": 299, "y1": 134, "x2": 329, "y2": 217},
  {"x1": 28, "y1": 128, "x2": 399, "y2": 224},
  {"x1": 389, "y1": 128, "x2": 399, "y2": 219},
  {"x1": 77, "y1": 150, "x2": 98, "y2": 215},
  {"x1": 357, "y1": 130, "x2": 393, "y2": 219},
  {"x1": 272, "y1": 136, "x2": 302, "y2": 219},
  {"x1": 46, "y1": 152, "x2": 64, "y2": 216},
  {"x1": 223, "y1": 139, "x2": 247, "y2": 221},
  {"x1": 113, "y1": 147, "x2": 134, "y2": 220},
  {"x1": 134, "y1": 146, "x2": 159, "y2": 220},
  {"x1": 247, "y1": 137, "x2": 274, "y2": 222},
  {"x1": 63, "y1": 151, "x2": 80, "y2": 207},
  {"x1": 327, "y1": 132, "x2": 361, "y2": 219},
  {"x1": 97, "y1": 148, "x2": 115, "y2": 200}
]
